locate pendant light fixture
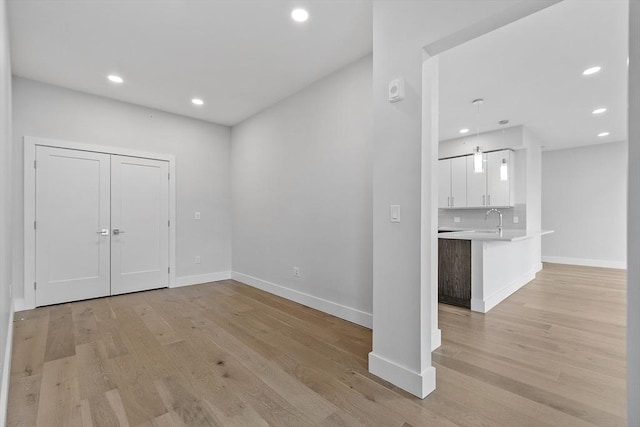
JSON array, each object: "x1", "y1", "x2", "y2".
[
  {"x1": 473, "y1": 146, "x2": 483, "y2": 174},
  {"x1": 471, "y1": 98, "x2": 485, "y2": 174},
  {"x1": 500, "y1": 158, "x2": 508, "y2": 181}
]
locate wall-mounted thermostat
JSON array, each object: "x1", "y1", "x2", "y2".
[{"x1": 388, "y1": 78, "x2": 405, "y2": 103}]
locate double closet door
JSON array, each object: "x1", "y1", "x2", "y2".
[{"x1": 35, "y1": 146, "x2": 169, "y2": 306}]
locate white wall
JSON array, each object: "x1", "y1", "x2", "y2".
[
  {"x1": 523, "y1": 128, "x2": 542, "y2": 268},
  {"x1": 231, "y1": 55, "x2": 373, "y2": 327},
  {"x1": 542, "y1": 141, "x2": 627, "y2": 268},
  {"x1": 523, "y1": 128, "x2": 542, "y2": 231},
  {"x1": 628, "y1": 1, "x2": 639, "y2": 422},
  {"x1": 0, "y1": 0, "x2": 13, "y2": 420},
  {"x1": 12, "y1": 77, "x2": 232, "y2": 302}
]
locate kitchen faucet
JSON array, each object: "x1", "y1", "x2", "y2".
[{"x1": 485, "y1": 208, "x2": 503, "y2": 232}]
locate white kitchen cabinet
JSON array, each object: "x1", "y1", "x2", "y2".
[
  {"x1": 438, "y1": 159, "x2": 451, "y2": 208},
  {"x1": 466, "y1": 153, "x2": 487, "y2": 207},
  {"x1": 451, "y1": 156, "x2": 467, "y2": 207},
  {"x1": 438, "y1": 156, "x2": 467, "y2": 208},
  {"x1": 466, "y1": 149, "x2": 513, "y2": 208}
]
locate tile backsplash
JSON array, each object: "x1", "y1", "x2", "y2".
[{"x1": 438, "y1": 203, "x2": 526, "y2": 230}]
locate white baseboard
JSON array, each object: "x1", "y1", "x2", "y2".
[
  {"x1": 471, "y1": 270, "x2": 536, "y2": 313},
  {"x1": 231, "y1": 272, "x2": 372, "y2": 329},
  {"x1": 541, "y1": 256, "x2": 626, "y2": 270},
  {"x1": 1, "y1": 299, "x2": 15, "y2": 427},
  {"x1": 173, "y1": 271, "x2": 231, "y2": 288},
  {"x1": 368, "y1": 352, "x2": 435, "y2": 398}
]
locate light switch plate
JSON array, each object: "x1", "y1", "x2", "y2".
[
  {"x1": 195, "y1": 212, "x2": 201, "y2": 220},
  {"x1": 454, "y1": 217, "x2": 461, "y2": 223},
  {"x1": 513, "y1": 216, "x2": 519, "y2": 224},
  {"x1": 390, "y1": 205, "x2": 401, "y2": 223}
]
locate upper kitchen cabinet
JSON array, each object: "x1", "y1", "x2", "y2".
[
  {"x1": 439, "y1": 156, "x2": 467, "y2": 208},
  {"x1": 466, "y1": 149, "x2": 514, "y2": 208},
  {"x1": 438, "y1": 160, "x2": 450, "y2": 208},
  {"x1": 466, "y1": 153, "x2": 487, "y2": 207}
]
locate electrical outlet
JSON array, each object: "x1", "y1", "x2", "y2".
[
  {"x1": 513, "y1": 216, "x2": 519, "y2": 224},
  {"x1": 454, "y1": 217, "x2": 461, "y2": 223},
  {"x1": 195, "y1": 256, "x2": 201, "y2": 264},
  {"x1": 195, "y1": 212, "x2": 201, "y2": 220},
  {"x1": 293, "y1": 267, "x2": 300, "y2": 278}
]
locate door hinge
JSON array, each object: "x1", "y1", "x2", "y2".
[
  {"x1": 33, "y1": 160, "x2": 37, "y2": 169},
  {"x1": 34, "y1": 282, "x2": 36, "y2": 290},
  {"x1": 168, "y1": 267, "x2": 170, "y2": 274},
  {"x1": 168, "y1": 219, "x2": 170, "y2": 227},
  {"x1": 34, "y1": 221, "x2": 36, "y2": 230},
  {"x1": 168, "y1": 172, "x2": 170, "y2": 180}
]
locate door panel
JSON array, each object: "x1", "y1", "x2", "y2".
[
  {"x1": 35, "y1": 146, "x2": 111, "y2": 306},
  {"x1": 438, "y1": 159, "x2": 451, "y2": 208},
  {"x1": 450, "y1": 156, "x2": 467, "y2": 208},
  {"x1": 467, "y1": 153, "x2": 487, "y2": 207},
  {"x1": 110, "y1": 155, "x2": 169, "y2": 295}
]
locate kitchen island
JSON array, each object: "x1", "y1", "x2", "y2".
[{"x1": 438, "y1": 228, "x2": 553, "y2": 313}]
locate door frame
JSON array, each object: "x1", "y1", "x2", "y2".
[{"x1": 23, "y1": 135, "x2": 177, "y2": 309}]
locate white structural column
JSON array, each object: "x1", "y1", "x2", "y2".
[
  {"x1": 422, "y1": 55, "x2": 442, "y2": 353},
  {"x1": 369, "y1": 0, "x2": 562, "y2": 399},
  {"x1": 369, "y1": 3, "x2": 440, "y2": 399},
  {"x1": 628, "y1": 0, "x2": 639, "y2": 424},
  {"x1": 368, "y1": 57, "x2": 437, "y2": 398},
  {"x1": 368, "y1": 54, "x2": 440, "y2": 399}
]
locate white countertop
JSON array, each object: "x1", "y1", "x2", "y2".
[{"x1": 438, "y1": 228, "x2": 553, "y2": 242}]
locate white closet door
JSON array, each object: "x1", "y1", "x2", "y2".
[
  {"x1": 35, "y1": 146, "x2": 111, "y2": 306},
  {"x1": 110, "y1": 155, "x2": 169, "y2": 295}
]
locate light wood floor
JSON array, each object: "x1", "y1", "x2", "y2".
[{"x1": 7, "y1": 263, "x2": 626, "y2": 426}]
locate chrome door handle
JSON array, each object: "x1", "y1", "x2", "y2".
[
  {"x1": 113, "y1": 229, "x2": 125, "y2": 235},
  {"x1": 96, "y1": 229, "x2": 109, "y2": 236}
]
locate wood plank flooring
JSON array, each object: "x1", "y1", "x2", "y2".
[{"x1": 7, "y1": 263, "x2": 626, "y2": 426}]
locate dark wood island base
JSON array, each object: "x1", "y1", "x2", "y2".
[{"x1": 438, "y1": 238, "x2": 471, "y2": 308}]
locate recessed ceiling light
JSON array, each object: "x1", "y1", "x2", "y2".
[
  {"x1": 191, "y1": 98, "x2": 204, "y2": 106},
  {"x1": 459, "y1": 128, "x2": 470, "y2": 134},
  {"x1": 582, "y1": 66, "x2": 601, "y2": 76},
  {"x1": 291, "y1": 8, "x2": 309, "y2": 22},
  {"x1": 598, "y1": 132, "x2": 610, "y2": 137},
  {"x1": 592, "y1": 107, "x2": 607, "y2": 115},
  {"x1": 107, "y1": 74, "x2": 123, "y2": 83}
]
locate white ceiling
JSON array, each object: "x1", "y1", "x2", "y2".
[
  {"x1": 8, "y1": 0, "x2": 372, "y2": 126},
  {"x1": 7, "y1": 0, "x2": 629, "y2": 150},
  {"x1": 438, "y1": 0, "x2": 628, "y2": 150}
]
